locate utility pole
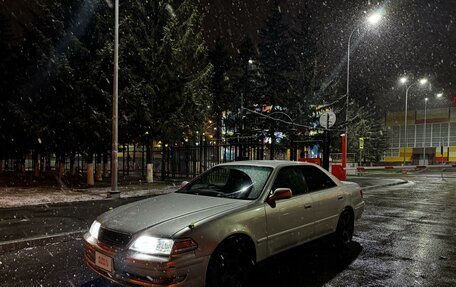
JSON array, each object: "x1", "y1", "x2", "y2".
[{"x1": 109, "y1": 0, "x2": 120, "y2": 198}]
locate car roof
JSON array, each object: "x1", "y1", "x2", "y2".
[{"x1": 217, "y1": 160, "x2": 317, "y2": 169}]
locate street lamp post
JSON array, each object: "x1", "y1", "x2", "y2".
[
  {"x1": 422, "y1": 97, "x2": 429, "y2": 165},
  {"x1": 109, "y1": 0, "x2": 120, "y2": 198},
  {"x1": 345, "y1": 11, "x2": 382, "y2": 168},
  {"x1": 400, "y1": 77, "x2": 428, "y2": 165}
]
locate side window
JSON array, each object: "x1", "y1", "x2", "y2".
[
  {"x1": 272, "y1": 167, "x2": 308, "y2": 196},
  {"x1": 300, "y1": 166, "x2": 336, "y2": 192}
]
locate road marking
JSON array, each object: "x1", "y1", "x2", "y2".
[{"x1": 0, "y1": 230, "x2": 87, "y2": 254}]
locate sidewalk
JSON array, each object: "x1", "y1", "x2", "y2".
[{"x1": 0, "y1": 181, "x2": 177, "y2": 209}]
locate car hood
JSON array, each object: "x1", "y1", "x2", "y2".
[{"x1": 98, "y1": 192, "x2": 250, "y2": 236}]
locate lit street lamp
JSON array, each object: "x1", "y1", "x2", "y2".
[
  {"x1": 345, "y1": 10, "x2": 383, "y2": 166},
  {"x1": 399, "y1": 77, "x2": 429, "y2": 165}
]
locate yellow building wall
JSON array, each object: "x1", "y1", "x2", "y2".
[
  {"x1": 450, "y1": 107, "x2": 456, "y2": 122},
  {"x1": 416, "y1": 108, "x2": 449, "y2": 123},
  {"x1": 385, "y1": 111, "x2": 415, "y2": 126},
  {"x1": 384, "y1": 147, "x2": 456, "y2": 162},
  {"x1": 383, "y1": 156, "x2": 404, "y2": 162},
  {"x1": 384, "y1": 148, "x2": 413, "y2": 162},
  {"x1": 449, "y1": 147, "x2": 456, "y2": 161}
]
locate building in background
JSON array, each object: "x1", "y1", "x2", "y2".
[{"x1": 384, "y1": 107, "x2": 456, "y2": 164}]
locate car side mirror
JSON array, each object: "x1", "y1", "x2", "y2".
[
  {"x1": 267, "y1": 188, "x2": 292, "y2": 207},
  {"x1": 181, "y1": 181, "x2": 189, "y2": 188}
]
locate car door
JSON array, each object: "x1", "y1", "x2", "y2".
[
  {"x1": 265, "y1": 166, "x2": 315, "y2": 256},
  {"x1": 300, "y1": 166, "x2": 343, "y2": 237}
]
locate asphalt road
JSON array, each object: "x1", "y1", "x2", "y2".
[
  {"x1": 0, "y1": 197, "x2": 152, "y2": 244},
  {"x1": 0, "y1": 175, "x2": 455, "y2": 286}
]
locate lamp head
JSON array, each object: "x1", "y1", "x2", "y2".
[
  {"x1": 419, "y1": 78, "x2": 428, "y2": 85},
  {"x1": 367, "y1": 12, "x2": 382, "y2": 25}
]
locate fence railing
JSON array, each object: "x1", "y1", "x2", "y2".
[{"x1": 0, "y1": 142, "x2": 273, "y2": 180}]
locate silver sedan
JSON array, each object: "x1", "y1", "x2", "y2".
[{"x1": 83, "y1": 160, "x2": 364, "y2": 287}]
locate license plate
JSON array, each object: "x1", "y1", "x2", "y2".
[{"x1": 95, "y1": 251, "x2": 113, "y2": 272}]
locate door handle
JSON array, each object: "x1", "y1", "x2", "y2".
[
  {"x1": 337, "y1": 195, "x2": 344, "y2": 200},
  {"x1": 304, "y1": 205, "x2": 312, "y2": 209}
]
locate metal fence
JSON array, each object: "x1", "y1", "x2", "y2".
[
  {"x1": 0, "y1": 142, "x2": 269, "y2": 180},
  {"x1": 153, "y1": 143, "x2": 266, "y2": 179}
]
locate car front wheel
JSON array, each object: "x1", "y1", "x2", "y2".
[{"x1": 206, "y1": 237, "x2": 254, "y2": 287}]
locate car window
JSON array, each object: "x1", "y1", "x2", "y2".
[
  {"x1": 300, "y1": 166, "x2": 337, "y2": 192},
  {"x1": 272, "y1": 167, "x2": 308, "y2": 196},
  {"x1": 178, "y1": 165, "x2": 272, "y2": 199}
]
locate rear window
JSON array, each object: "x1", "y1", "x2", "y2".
[{"x1": 300, "y1": 166, "x2": 337, "y2": 192}]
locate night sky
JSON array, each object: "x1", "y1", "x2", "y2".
[
  {"x1": 200, "y1": 0, "x2": 455, "y2": 110},
  {"x1": 2, "y1": 0, "x2": 455, "y2": 110}
]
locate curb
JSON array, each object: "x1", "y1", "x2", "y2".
[
  {"x1": 0, "y1": 230, "x2": 86, "y2": 254},
  {"x1": 361, "y1": 180, "x2": 409, "y2": 191}
]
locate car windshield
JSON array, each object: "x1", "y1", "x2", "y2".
[{"x1": 177, "y1": 165, "x2": 272, "y2": 200}]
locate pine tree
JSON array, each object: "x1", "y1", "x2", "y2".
[
  {"x1": 223, "y1": 36, "x2": 262, "y2": 140},
  {"x1": 5, "y1": 2, "x2": 66, "y2": 169},
  {"x1": 258, "y1": 2, "x2": 295, "y2": 158},
  {"x1": 163, "y1": 0, "x2": 213, "y2": 142},
  {"x1": 209, "y1": 38, "x2": 231, "y2": 141},
  {"x1": 289, "y1": 6, "x2": 323, "y2": 126},
  {"x1": 118, "y1": 0, "x2": 213, "y2": 144},
  {"x1": 0, "y1": 13, "x2": 15, "y2": 165}
]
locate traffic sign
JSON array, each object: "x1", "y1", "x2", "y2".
[
  {"x1": 359, "y1": 137, "x2": 364, "y2": 150},
  {"x1": 319, "y1": 111, "x2": 336, "y2": 129}
]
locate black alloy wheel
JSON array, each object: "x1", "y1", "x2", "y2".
[
  {"x1": 335, "y1": 209, "x2": 354, "y2": 246},
  {"x1": 206, "y1": 237, "x2": 254, "y2": 287}
]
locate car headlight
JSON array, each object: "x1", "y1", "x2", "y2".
[
  {"x1": 89, "y1": 220, "x2": 101, "y2": 239},
  {"x1": 129, "y1": 236, "x2": 197, "y2": 256}
]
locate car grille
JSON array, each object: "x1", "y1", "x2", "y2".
[{"x1": 98, "y1": 227, "x2": 132, "y2": 248}]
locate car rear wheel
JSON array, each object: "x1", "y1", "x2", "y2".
[
  {"x1": 206, "y1": 237, "x2": 254, "y2": 287},
  {"x1": 335, "y1": 209, "x2": 354, "y2": 247}
]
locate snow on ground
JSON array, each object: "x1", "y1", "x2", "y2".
[{"x1": 0, "y1": 184, "x2": 177, "y2": 208}]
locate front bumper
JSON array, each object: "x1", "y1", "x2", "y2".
[{"x1": 83, "y1": 233, "x2": 208, "y2": 287}]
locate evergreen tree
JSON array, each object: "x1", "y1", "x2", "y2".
[
  {"x1": 163, "y1": 0, "x2": 213, "y2": 142},
  {"x1": 119, "y1": 0, "x2": 212, "y2": 144},
  {"x1": 258, "y1": 2, "x2": 295, "y2": 158},
  {"x1": 0, "y1": 13, "x2": 15, "y2": 165},
  {"x1": 289, "y1": 6, "x2": 323, "y2": 126},
  {"x1": 6, "y1": 2, "x2": 66, "y2": 169},
  {"x1": 346, "y1": 100, "x2": 388, "y2": 163},
  {"x1": 224, "y1": 36, "x2": 262, "y2": 140},
  {"x1": 258, "y1": 3, "x2": 294, "y2": 109},
  {"x1": 209, "y1": 37, "x2": 231, "y2": 141}
]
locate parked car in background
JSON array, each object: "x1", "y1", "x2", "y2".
[{"x1": 84, "y1": 160, "x2": 364, "y2": 287}]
